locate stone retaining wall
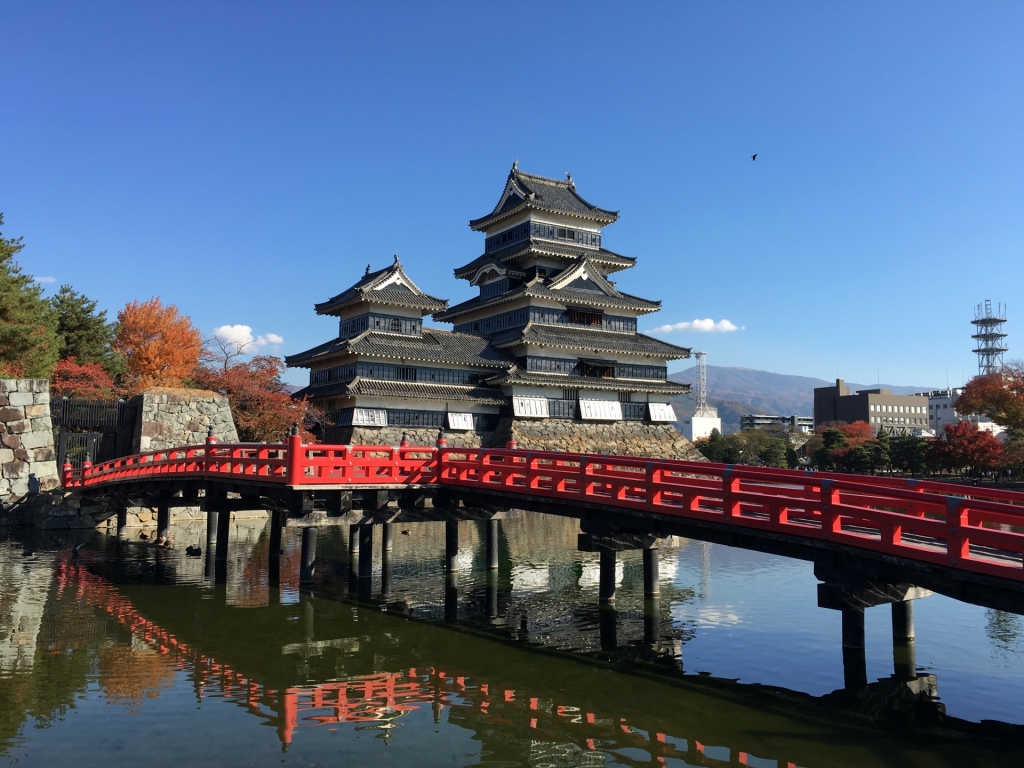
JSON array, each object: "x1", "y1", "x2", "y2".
[
  {"x1": 131, "y1": 387, "x2": 239, "y2": 453},
  {"x1": 1, "y1": 379, "x2": 59, "y2": 501},
  {"x1": 322, "y1": 418, "x2": 705, "y2": 461},
  {"x1": 499, "y1": 418, "x2": 706, "y2": 461}
]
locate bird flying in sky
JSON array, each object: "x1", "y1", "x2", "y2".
[{"x1": 751, "y1": 154, "x2": 757, "y2": 161}]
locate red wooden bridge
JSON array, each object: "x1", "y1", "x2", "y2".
[{"x1": 61, "y1": 432, "x2": 1024, "y2": 589}]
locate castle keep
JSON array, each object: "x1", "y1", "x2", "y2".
[{"x1": 286, "y1": 165, "x2": 701, "y2": 459}]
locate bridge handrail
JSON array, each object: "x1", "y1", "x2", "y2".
[{"x1": 63, "y1": 439, "x2": 1024, "y2": 581}]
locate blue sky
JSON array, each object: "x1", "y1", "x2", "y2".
[{"x1": 2, "y1": 1, "x2": 1021, "y2": 387}]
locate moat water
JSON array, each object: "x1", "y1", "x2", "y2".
[{"x1": 2, "y1": 512, "x2": 1023, "y2": 767}]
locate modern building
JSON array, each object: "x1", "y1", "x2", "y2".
[
  {"x1": 918, "y1": 388, "x2": 1005, "y2": 437},
  {"x1": 681, "y1": 407, "x2": 722, "y2": 441},
  {"x1": 813, "y1": 379, "x2": 930, "y2": 436},
  {"x1": 286, "y1": 165, "x2": 698, "y2": 456},
  {"x1": 740, "y1": 414, "x2": 814, "y2": 433}
]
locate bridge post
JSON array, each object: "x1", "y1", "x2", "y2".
[
  {"x1": 358, "y1": 525, "x2": 373, "y2": 579},
  {"x1": 156, "y1": 496, "x2": 171, "y2": 544},
  {"x1": 382, "y1": 522, "x2": 394, "y2": 552},
  {"x1": 205, "y1": 509, "x2": 218, "y2": 548},
  {"x1": 841, "y1": 606, "x2": 867, "y2": 690},
  {"x1": 643, "y1": 545, "x2": 660, "y2": 598},
  {"x1": 599, "y1": 604, "x2": 617, "y2": 651},
  {"x1": 487, "y1": 573, "x2": 499, "y2": 619},
  {"x1": 599, "y1": 550, "x2": 617, "y2": 604},
  {"x1": 445, "y1": 520, "x2": 460, "y2": 573},
  {"x1": 892, "y1": 600, "x2": 917, "y2": 680},
  {"x1": 268, "y1": 509, "x2": 286, "y2": 587},
  {"x1": 444, "y1": 572, "x2": 458, "y2": 624},
  {"x1": 644, "y1": 597, "x2": 660, "y2": 646},
  {"x1": 116, "y1": 503, "x2": 128, "y2": 539},
  {"x1": 300, "y1": 526, "x2": 317, "y2": 584},
  {"x1": 215, "y1": 501, "x2": 231, "y2": 561},
  {"x1": 486, "y1": 518, "x2": 499, "y2": 570}
]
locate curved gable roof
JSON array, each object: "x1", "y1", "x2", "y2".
[
  {"x1": 314, "y1": 257, "x2": 448, "y2": 316},
  {"x1": 470, "y1": 164, "x2": 619, "y2": 231}
]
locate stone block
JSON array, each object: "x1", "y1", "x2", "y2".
[
  {"x1": 1, "y1": 434, "x2": 19, "y2": 449},
  {"x1": 2, "y1": 460, "x2": 28, "y2": 479},
  {"x1": 31, "y1": 447, "x2": 56, "y2": 462},
  {"x1": 7, "y1": 420, "x2": 30, "y2": 434},
  {"x1": 24, "y1": 404, "x2": 47, "y2": 418},
  {"x1": 0, "y1": 449, "x2": 12, "y2": 463},
  {"x1": 30, "y1": 417, "x2": 52, "y2": 432},
  {"x1": 0, "y1": 406, "x2": 24, "y2": 422},
  {"x1": 19, "y1": 430, "x2": 51, "y2": 451},
  {"x1": 0, "y1": 380, "x2": 17, "y2": 394},
  {"x1": 0, "y1": 395, "x2": 7, "y2": 407},
  {"x1": 34, "y1": 392, "x2": 50, "y2": 405},
  {"x1": 9, "y1": 477, "x2": 28, "y2": 496},
  {"x1": 14, "y1": 449, "x2": 29, "y2": 461},
  {"x1": 24, "y1": 380, "x2": 48, "y2": 393},
  {"x1": 7, "y1": 392, "x2": 33, "y2": 407}
]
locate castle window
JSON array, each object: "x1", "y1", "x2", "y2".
[
  {"x1": 397, "y1": 367, "x2": 417, "y2": 381},
  {"x1": 390, "y1": 317, "x2": 403, "y2": 333},
  {"x1": 580, "y1": 361, "x2": 615, "y2": 379},
  {"x1": 567, "y1": 308, "x2": 603, "y2": 326}
]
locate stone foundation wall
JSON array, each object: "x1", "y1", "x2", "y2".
[
  {"x1": 499, "y1": 418, "x2": 706, "y2": 461},
  {"x1": 131, "y1": 387, "x2": 239, "y2": 452},
  {"x1": 1, "y1": 379, "x2": 59, "y2": 501},
  {"x1": 321, "y1": 418, "x2": 704, "y2": 461},
  {"x1": 322, "y1": 425, "x2": 502, "y2": 449}
]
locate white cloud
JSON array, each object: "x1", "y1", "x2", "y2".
[
  {"x1": 211, "y1": 324, "x2": 284, "y2": 354},
  {"x1": 648, "y1": 318, "x2": 742, "y2": 333},
  {"x1": 32, "y1": 276, "x2": 56, "y2": 284}
]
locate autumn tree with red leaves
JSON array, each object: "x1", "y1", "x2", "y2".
[
  {"x1": 955, "y1": 363, "x2": 1024, "y2": 431},
  {"x1": 113, "y1": 298, "x2": 203, "y2": 393},
  {"x1": 51, "y1": 357, "x2": 118, "y2": 400},
  {"x1": 926, "y1": 421, "x2": 1003, "y2": 475},
  {"x1": 195, "y1": 355, "x2": 314, "y2": 442}
]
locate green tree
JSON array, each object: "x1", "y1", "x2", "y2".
[
  {"x1": 759, "y1": 437, "x2": 787, "y2": 468},
  {"x1": 50, "y1": 284, "x2": 122, "y2": 376},
  {"x1": 0, "y1": 214, "x2": 59, "y2": 378},
  {"x1": 785, "y1": 444, "x2": 799, "y2": 469},
  {"x1": 890, "y1": 433, "x2": 928, "y2": 474}
]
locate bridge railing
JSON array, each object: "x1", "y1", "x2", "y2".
[
  {"x1": 438, "y1": 447, "x2": 1024, "y2": 582},
  {"x1": 61, "y1": 434, "x2": 439, "y2": 488},
  {"x1": 62, "y1": 438, "x2": 1024, "y2": 581}
]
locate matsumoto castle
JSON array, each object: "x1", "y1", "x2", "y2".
[{"x1": 287, "y1": 164, "x2": 700, "y2": 458}]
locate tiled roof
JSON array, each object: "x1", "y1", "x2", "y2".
[
  {"x1": 489, "y1": 324, "x2": 690, "y2": 359},
  {"x1": 299, "y1": 377, "x2": 508, "y2": 405},
  {"x1": 486, "y1": 367, "x2": 690, "y2": 395},
  {"x1": 470, "y1": 166, "x2": 619, "y2": 231},
  {"x1": 434, "y1": 281, "x2": 660, "y2": 322},
  {"x1": 454, "y1": 243, "x2": 636, "y2": 280},
  {"x1": 314, "y1": 258, "x2": 448, "y2": 316},
  {"x1": 285, "y1": 329, "x2": 515, "y2": 368}
]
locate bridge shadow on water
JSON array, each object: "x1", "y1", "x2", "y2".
[{"x1": 3, "y1": 508, "x2": 1024, "y2": 768}]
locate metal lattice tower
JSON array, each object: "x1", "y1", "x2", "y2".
[
  {"x1": 971, "y1": 300, "x2": 1008, "y2": 376},
  {"x1": 694, "y1": 351, "x2": 713, "y2": 417}
]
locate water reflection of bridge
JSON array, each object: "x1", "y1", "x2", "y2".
[{"x1": 24, "y1": 515, "x2": 1017, "y2": 768}]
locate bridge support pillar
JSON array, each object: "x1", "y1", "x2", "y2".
[
  {"x1": 599, "y1": 605, "x2": 617, "y2": 652},
  {"x1": 358, "y1": 525, "x2": 373, "y2": 579},
  {"x1": 892, "y1": 600, "x2": 917, "y2": 680},
  {"x1": 205, "y1": 510, "x2": 217, "y2": 547},
  {"x1": 841, "y1": 606, "x2": 867, "y2": 690},
  {"x1": 487, "y1": 573, "x2": 499, "y2": 619},
  {"x1": 156, "y1": 497, "x2": 171, "y2": 544},
  {"x1": 116, "y1": 504, "x2": 128, "y2": 539},
  {"x1": 445, "y1": 572, "x2": 458, "y2": 624},
  {"x1": 383, "y1": 522, "x2": 394, "y2": 552},
  {"x1": 644, "y1": 597, "x2": 660, "y2": 646},
  {"x1": 215, "y1": 505, "x2": 231, "y2": 561},
  {"x1": 348, "y1": 524, "x2": 359, "y2": 561},
  {"x1": 300, "y1": 526, "x2": 317, "y2": 584},
  {"x1": 268, "y1": 509, "x2": 286, "y2": 587},
  {"x1": 486, "y1": 518, "x2": 499, "y2": 570},
  {"x1": 643, "y1": 546, "x2": 660, "y2": 598},
  {"x1": 599, "y1": 550, "x2": 617, "y2": 604},
  {"x1": 445, "y1": 521, "x2": 460, "y2": 573}
]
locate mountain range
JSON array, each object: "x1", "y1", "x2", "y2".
[{"x1": 667, "y1": 366, "x2": 938, "y2": 433}]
